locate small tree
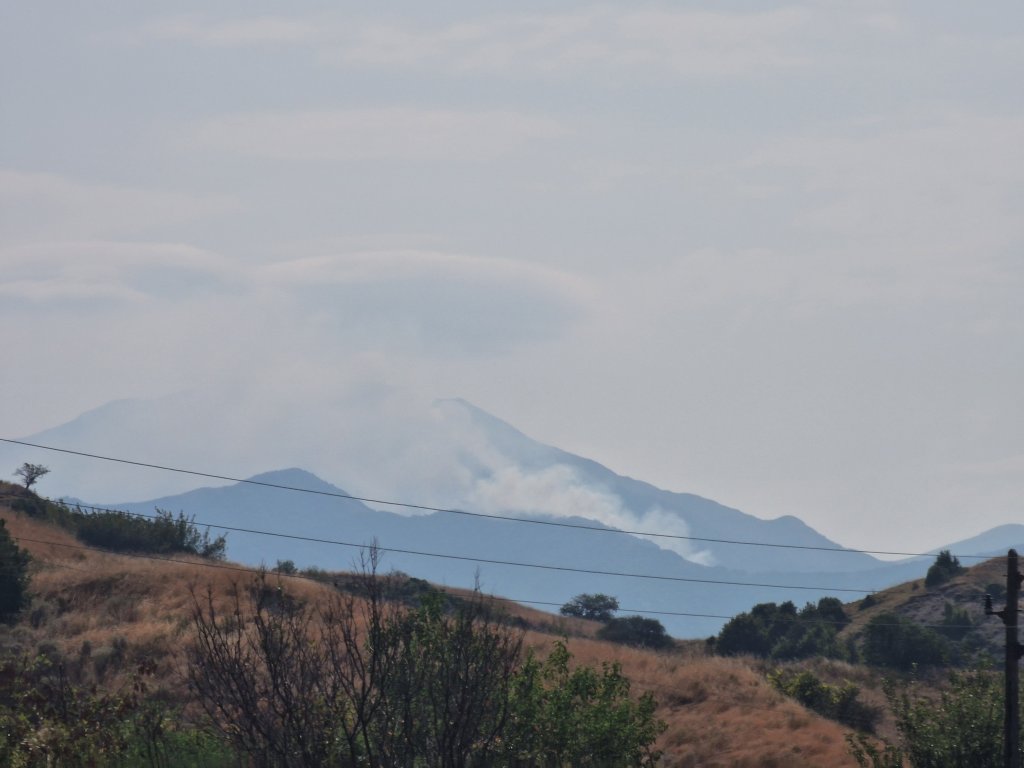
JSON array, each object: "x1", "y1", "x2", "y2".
[
  {"x1": 0, "y1": 519, "x2": 31, "y2": 622},
  {"x1": 559, "y1": 593, "x2": 619, "y2": 622},
  {"x1": 13, "y1": 463, "x2": 49, "y2": 490},
  {"x1": 597, "y1": 616, "x2": 674, "y2": 650},
  {"x1": 925, "y1": 549, "x2": 965, "y2": 588}
]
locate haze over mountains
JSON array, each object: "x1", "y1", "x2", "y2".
[{"x1": 5, "y1": 392, "x2": 1023, "y2": 636}]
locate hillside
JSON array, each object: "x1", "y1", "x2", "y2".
[{"x1": 1, "y1": 483, "x2": 868, "y2": 767}]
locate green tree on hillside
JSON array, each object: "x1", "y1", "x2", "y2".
[
  {"x1": 560, "y1": 593, "x2": 619, "y2": 622},
  {"x1": 713, "y1": 598, "x2": 849, "y2": 660},
  {"x1": 861, "y1": 613, "x2": 948, "y2": 670},
  {"x1": 0, "y1": 519, "x2": 30, "y2": 622},
  {"x1": 925, "y1": 549, "x2": 965, "y2": 588}
]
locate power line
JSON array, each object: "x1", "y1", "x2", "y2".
[
  {"x1": 14, "y1": 535, "x2": 978, "y2": 631},
  {"x1": 30, "y1": 504, "x2": 879, "y2": 593},
  {"x1": 1, "y1": 437, "x2": 999, "y2": 560}
]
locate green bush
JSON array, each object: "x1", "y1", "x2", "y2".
[
  {"x1": 597, "y1": 616, "x2": 674, "y2": 650},
  {"x1": 505, "y1": 641, "x2": 665, "y2": 766},
  {"x1": 0, "y1": 653, "x2": 238, "y2": 767},
  {"x1": 188, "y1": 565, "x2": 666, "y2": 766},
  {"x1": 769, "y1": 669, "x2": 879, "y2": 732},
  {"x1": 861, "y1": 613, "x2": 948, "y2": 670},
  {"x1": 71, "y1": 507, "x2": 226, "y2": 559},
  {"x1": 848, "y1": 664, "x2": 1020, "y2": 768},
  {"x1": 715, "y1": 598, "x2": 850, "y2": 661},
  {"x1": 0, "y1": 519, "x2": 31, "y2": 623},
  {"x1": 924, "y1": 550, "x2": 965, "y2": 588}
]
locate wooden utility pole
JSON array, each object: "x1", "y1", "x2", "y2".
[{"x1": 987, "y1": 548, "x2": 1023, "y2": 768}]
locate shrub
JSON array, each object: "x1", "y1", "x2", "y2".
[
  {"x1": 0, "y1": 653, "x2": 235, "y2": 767},
  {"x1": 188, "y1": 555, "x2": 665, "y2": 766},
  {"x1": 924, "y1": 550, "x2": 964, "y2": 588},
  {"x1": 769, "y1": 669, "x2": 880, "y2": 732},
  {"x1": 506, "y1": 641, "x2": 665, "y2": 766},
  {"x1": 861, "y1": 613, "x2": 948, "y2": 670},
  {"x1": 597, "y1": 615, "x2": 674, "y2": 650},
  {"x1": 849, "y1": 664, "x2": 1018, "y2": 768},
  {"x1": 72, "y1": 507, "x2": 226, "y2": 559},
  {"x1": 937, "y1": 602, "x2": 972, "y2": 641},
  {"x1": 858, "y1": 594, "x2": 878, "y2": 610},
  {"x1": 0, "y1": 519, "x2": 31, "y2": 623},
  {"x1": 714, "y1": 598, "x2": 850, "y2": 661}
]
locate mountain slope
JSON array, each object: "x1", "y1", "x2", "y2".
[
  {"x1": 108, "y1": 468, "x2": 894, "y2": 637},
  {"x1": 442, "y1": 398, "x2": 880, "y2": 573},
  {"x1": 2, "y1": 495, "x2": 867, "y2": 768}
]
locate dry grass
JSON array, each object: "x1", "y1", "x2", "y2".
[
  {"x1": 524, "y1": 634, "x2": 864, "y2": 767},
  {"x1": 4, "y1": 504, "x2": 868, "y2": 765}
]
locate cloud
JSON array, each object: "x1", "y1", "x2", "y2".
[
  {"x1": 254, "y1": 249, "x2": 593, "y2": 356},
  {"x1": 144, "y1": 15, "x2": 320, "y2": 47},
  {"x1": 143, "y1": 7, "x2": 811, "y2": 80},
  {"x1": 0, "y1": 241, "x2": 238, "y2": 304},
  {"x1": 0, "y1": 170, "x2": 235, "y2": 243},
  {"x1": 190, "y1": 108, "x2": 568, "y2": 163},
  {"x1": 747, "y1": 112, "x2": 1024, "y2": 258},
  {"x1": 470, "y1": 465, "x2": 715, "y2": 564},
  {"x1": 644, "y1": 111, "x2": 1024, "y2": 313}
]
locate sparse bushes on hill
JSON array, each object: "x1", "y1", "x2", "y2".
[
  {"x1": 0, "y1": 653, "x2": 236, "y2": 767},
  {"x1": 73, "y1": 508, "x2": 227, "y2": 559},
  {"x1": 188, "y1": 557, "x2": 665, "y2": 767},
  {"x1": 5, "y1": 484, "x2": 227, "y2": 561}
]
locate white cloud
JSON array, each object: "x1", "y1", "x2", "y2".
[
  {"x1": 190, "y1": 108, "x2": 568, "y2": 163},
  {"x1": 749, "y1": 112, "x2": 1024, "y2": 252},
  {"x1": 0, "y1": 241, "x2": 237, "y2": 304},
  {"x1": 257, "y1": 249, "x2": 587, "y2": 294},
  {"x1": 144, "y1": 15, "x2": 320, "y2": 47},
  {"x1": 253, "y1": 249, "x2": 593, "y2": 356},
  {"x1": 0, "y1": 170, "x2": 235, "y2": 243},
  {"x1": 142, "y1": 7, "x2": 811, "y2": 80}
]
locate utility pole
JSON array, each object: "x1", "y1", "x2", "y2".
[{"x1": 986, "y1": 548, "x2": 1023, "y2": 768}]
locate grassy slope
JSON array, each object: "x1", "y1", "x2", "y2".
[
  {"x1": 840, "y1": 555, "x2": 1006, "y2": 657},
  {"x1": 2, "y1": 486, "x2": 866, "y2": 767}
]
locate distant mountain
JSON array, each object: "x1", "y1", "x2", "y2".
[
  {"x1": 440, "y1": 399, "x2": 880, "y2": 574},
  {"x1": 926, "y1": 524, "x2": 1024, "y2": 560},
  {"x1": 9, "y1": 392, "x2": 1018, "y2": 635},
  {"x1": 106, "y1": 468, "x2": 917, "y2": 637}
]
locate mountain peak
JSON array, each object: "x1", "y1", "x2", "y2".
[{"x1": 244, "y1": 468, "x2": 346, "y2": 495}]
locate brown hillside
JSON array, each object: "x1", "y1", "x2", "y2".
[
  {"x1": 841, "y1": 554, "x2": 1008, "y2": 659},
  {"x1": 2, "y1": 493, "x2": 866, "y2": 767}
]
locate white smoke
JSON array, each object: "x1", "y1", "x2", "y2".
[{"x1": 470, "y1": 464, "x2": 715, "y2": 565}]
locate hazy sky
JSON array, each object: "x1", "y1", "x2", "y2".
[{"x1": 2, "y1": 1, "x2": 1022, "y2": 553}]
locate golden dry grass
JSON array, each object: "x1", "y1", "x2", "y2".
[{"x1": 4, "y1": 503, "x2": 868, "y2": 766}]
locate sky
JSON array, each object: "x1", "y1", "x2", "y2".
[{"x1": 1, "y1": 1, "x2": 1023, "y2": 555}]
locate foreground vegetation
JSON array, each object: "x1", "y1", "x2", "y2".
[{"x1": 2, "y1": 480, "x2": 1018, "y2": 766}]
